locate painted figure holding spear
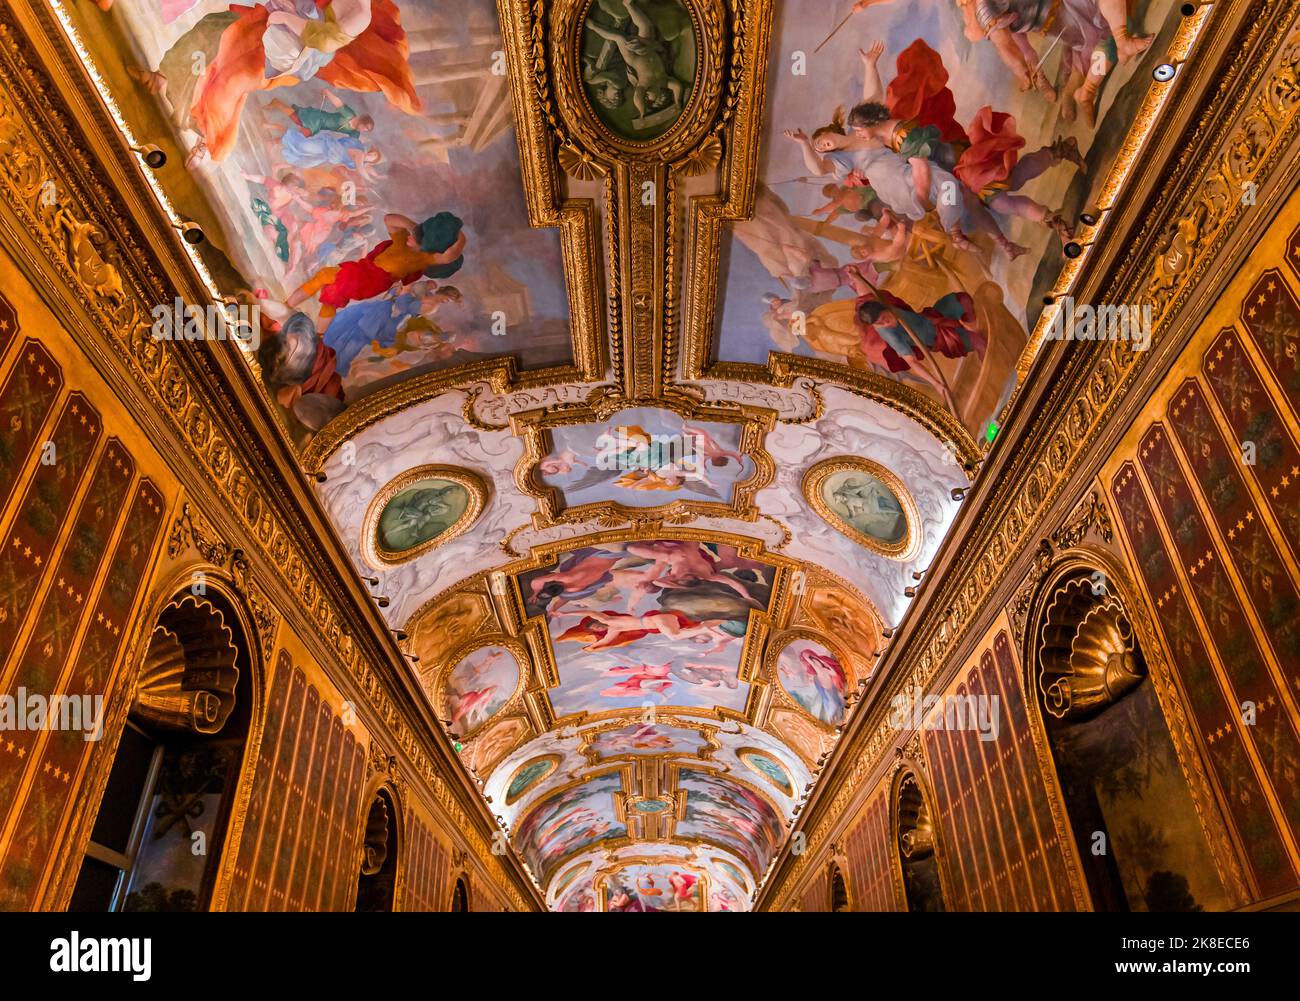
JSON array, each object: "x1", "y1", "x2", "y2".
[{"x1": 840, "y1": 264, "x2": 987, "y2": 412}]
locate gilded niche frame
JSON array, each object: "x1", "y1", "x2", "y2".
[
  {"x1": 1020, "y1": 545, "x2": 1251, "y2": 909},
  {"x1": 888, "y1": 763, "x2": 953, "y2": 913},
  {"x1": 802, "y1": 456, "x2": 920, "y2": 560},
  {"x1": 361, "y1": 464, "x2": 489, "y2": 569}
]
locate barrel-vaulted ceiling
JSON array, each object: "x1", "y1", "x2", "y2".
[{"x1": 68, "y1": 0, "x2": 1198, "y2": 909}]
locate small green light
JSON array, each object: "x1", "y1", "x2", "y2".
[
  {"x1": 985, "y1": 420, "x2": 1000, "y2": 443},
  {"x1": 454, "y1": 741, "x2": 463, "y2": 753}
]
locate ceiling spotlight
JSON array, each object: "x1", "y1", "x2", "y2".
[
  {"x1": 951, "y1": 486, "x2": 968, "y2": 501},
  {"x1": 881, "y1": 627, "x2": 895, "y2": 639},
  {"x1": 131, "y1": 144, "x2": 167, "y2": 169},
  {"x1": 177, "y1": 221, "x2": 205, "y2": 245},
  {"x1": 362, "y1": 575, "x2": 379, "y2": 587},
  {"x1": 314, "y1": 472, "x2": 327, "y2": 483},
  {"x1": 1064, "y1": 241, "x2": 1083, "y2": 259},
  {"x1": 1153, "y1": 62, "x2": 1177, "y2": 82},
  {"x1": 1080, "y1": 211, "x2": 1099, "y2": 226},
  {"x1": 1042, "y1": 294, "x2": 1055, "y2": 306},
  {"x1": 393, "y1": 630, "x2": 408, "y2": 642},
  {"x1": 404, "y1": 653, "x2": 420, "y2": 663},
  {"x1": 375, "y1": 595, "x2": 390, "y2": 608},
  {"x1": 904, "y1": 585, "x2": 917, "y2": 598},
  {"x1": 911, "y1": 569, "x2": 926, "y2": 581}
]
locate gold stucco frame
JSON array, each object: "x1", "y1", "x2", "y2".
[{"x1": 361, "y1": 464, "x2": 489, "y2": 569}]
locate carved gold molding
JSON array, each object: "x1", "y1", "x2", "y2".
[
  {"x1": 360, "y1": 464, "x2": 489, "y2": 569},
  {"x1": 502, "y1": 0, "x2": 771, "y2": 400}
]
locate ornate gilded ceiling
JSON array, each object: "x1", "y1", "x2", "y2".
[{"x1": 64, "y1": 0, "x2": 1199, "y2": 909}]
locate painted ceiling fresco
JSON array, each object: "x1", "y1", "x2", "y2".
[
  {"x1": 715, "y1": 0, "x2": 1181, "y2": 438},
  {"x1": 87, "y1": 0, "x2": 573, "y2": 443},
  {"x1": 538, "y1": 407, "x2": 757, "y2": 509},
  {"x1": 519, "y1": 540, "x2": 772, "y2": 718},
  {"x1": 64, "y1": 0, "x2": 1207, "y2": 909}
]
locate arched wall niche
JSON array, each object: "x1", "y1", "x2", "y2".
[
  {"x1": 828, "y1": 861, "x2": 850, "y2": 913},
  {"x1": 889, "y1": 764, "x2": 947, "y2": 913},
  {"x1": 450, "y1": 873, "x2": 471, "y2": 913},
  {"x1": 355, "y1": 783, "x2": 402, "y2": 912},
  {"x1": 1022, "y1": 551, "x2": 1234, "y2": 912},
  {"x1": 67, "y1": 568, "x2": 267, "y2": 913}
]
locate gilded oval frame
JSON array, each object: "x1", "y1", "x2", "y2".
[
  {"x1": 736, "y1": 746, "x2": 795, "y2": 797},
  {"x1": 504, "y1": 752, "x2": 564, "y2": 806},
  {"x1": 554, "y1": 0, "x2": 723, "y2": 160},
  {"x1": 801, "y1": 457, "x2": 919, "y2": 560},
  {"x1": 362, "y1": 464, "x2": 488, "y2": 569}
]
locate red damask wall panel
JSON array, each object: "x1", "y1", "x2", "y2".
[
  {"x1": 991, "y1": 633, "x2": 1076, "y2": 910},
  {"x1": 922, "y1": 630, "x2": 1076, "y2": 911},
  {"x1": 799, "y1": 866, "x2": 828, "y2": 913},
  {"x1": 0, "y1": 294, "x2": 16, "y2": 357},
  {"x1": 1113, "y1": 463, "x2": 1296, "y2": 897},
  {"x1": 1111, "y1": 374, "x2": 1300, "y2": 896},
  {"x1": 1102, "y1": 211, "x2": 1300, "y2": 905},
  {"x1": 225, "y1": 655, "x2": 366, "y2": 911},
  {"x1": 0, "y1": 389, "x2": 99, "y2": 658},
  {"x1": 0, "y1": 305, "x2": 168, "y2": 910},
  {"x1": 0, "y1": 439, "x2": 135, "y2": 812},
  {"x1": 1201, "y1": 326, "x2": 1300, "y2": 561},
  {"x1": 0, "y1": 479, "x2": 166, "y2": 909},
  {"x1": 0, "y1": 337, "x2": 62, "y2": 519},
  {"x1": 843, "y1": 788, "x2": 895, "y2": 911},
  {"x1": 398, "y1": 808, "x2": 450, "y2": 912}
]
